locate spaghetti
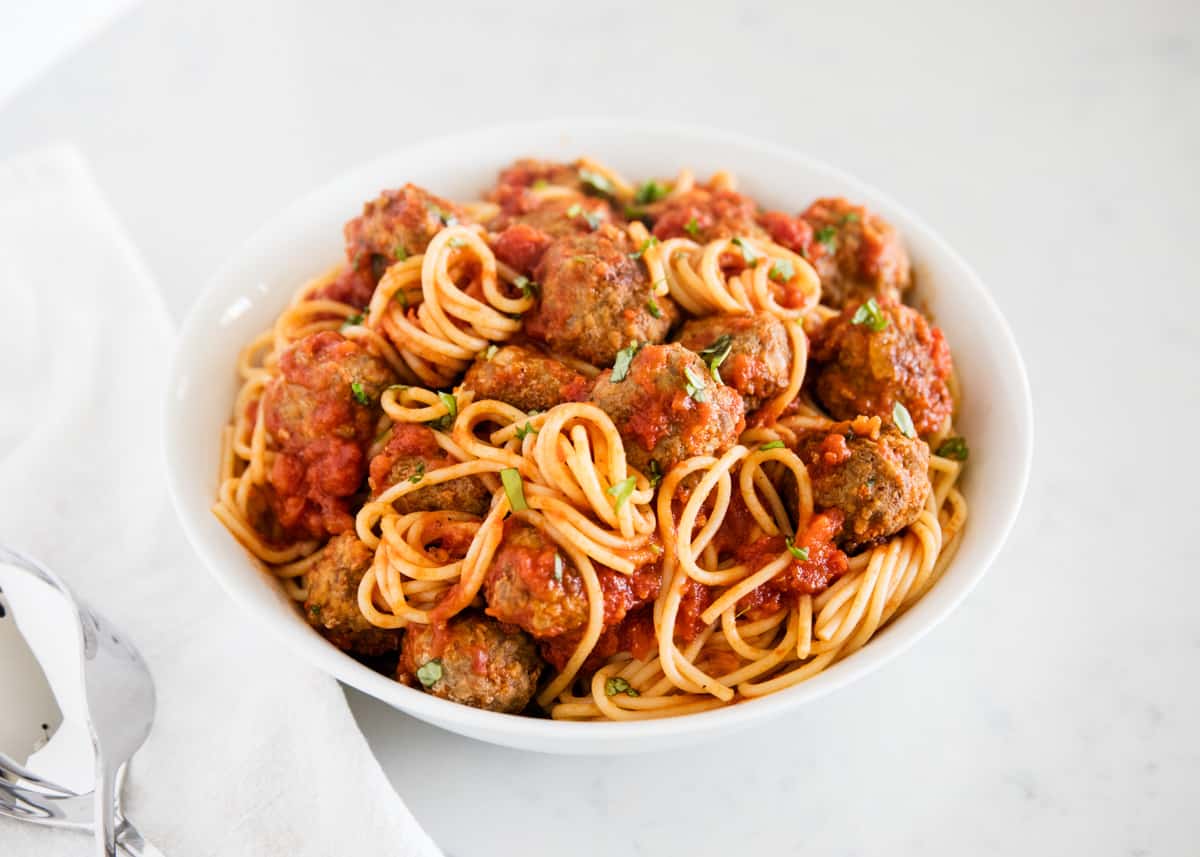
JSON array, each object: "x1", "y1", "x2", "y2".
[{"x1": 214, "y1": 156, "x2": 968, "y2": 720}]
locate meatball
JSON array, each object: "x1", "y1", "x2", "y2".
[
  {"x1": 368, "y1": 423, "x2": 492, "y2": 516},
  {"x1": 809, "y1": 299, "x2": 954, "y2": 439},
  {"x1": 462, "y1": 344, "x2": 592, "y2": 413},
  {"x1": 263, "y1": 331, "x2": 396, "y2": 539},
  {"x1": 794, "y1": 419, "x2": 931, "y2": 552},
  {"x1": 650, "y1": 188, "x2": 767, "y2": 244},
  {"x1": 484, "y1": 518, "x2": 589, "y2": 638},
  {"x1": 315, "y1": 184, "x2": 466, "y2": 307},
  {"x1": 303, "y1": 532, "x2": 401, "y2": 656},
  {"x1": 525, "y1": 224, "x2": 678, "y2": 367},
  {"x1": 676, "y1": 313, "x2": 791, "y2": 415},
  {"x1": 490, "y1": 193, "x2": 616, "y2": 274},
  {"x1": 490, "y1": 158, "x2": 585, "y2": 195},
  {"x1": 800, "y1": 197, "x2": 911, "y2": 309},
  {"x1": 535, "y1": 564, "x2": 663, "y2": 672},
  {"x1": 346, "y1": 183, "x2": 466, "y2": 267},
  {"x1": 313, "y1": 264, "x2": 377, "y2": 309},
  {"x1": 589, "y1": 343, "x2": 745, "y2": 473},
  {"x1": 398, "y1": 612, "x2": 543, "y2": 713}
]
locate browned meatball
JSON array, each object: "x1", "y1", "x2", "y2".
[
  {"x1": 810, "y1": 299, "x2": 954, "y2": 439},
  {"x1": 368, "y1": 424, "x2": 491, "y2": 516},
  {"x1": 650, "y1": 188, "x2": 768, "y2": 244},
  {"x1": 490, "y1": 158, "x2": 586, "y2": 195},
  {"x1": 347, "y1": 183, "x2": 466, "y2": 268},
  {"x1": 489, "y1": 193, "x2": 616, "y2": 275},
  {"x1": 794, "y1": 418, "x2": 931, "y2": 553},
  {"x1": 303, "y1": 533, "x2": 401, "y2": 656},
  {"x1": 315, "y1": 184, "x2": 466, "y2": 307},
  {"x1": 589, "y1": 343, "x2": 745, "y2": 473},
  {"x1": 526, "y1": 224, "x2": 678, "y2": 367},
  {"x1": 462, "y1": 344, "x2": 592, "y2": 413},
  {"x1": 676, "y1": 313, "x2": 791, "y2": 415},
  {"x1": 398, "y1": 612, "x2": 543, "y2": 713},
  {"x1": 263, "y1": 331, "x2": 396, "y2": 539},
  {"x1": 483, "y1": 518, "x2": 589, "y2": 638},
  {"x1": 801, "y1": 197, "x2": 911, "y2": 309},
  {"x1": 494, "y1": 193, "x2": 614, "y2": 239}
]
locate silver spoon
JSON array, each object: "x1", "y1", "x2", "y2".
[{"x1": 0, "y1": 546, "x2": 161, "y2": 856}]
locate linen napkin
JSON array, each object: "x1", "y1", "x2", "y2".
[{"x1": 0, "y1": 144, "x2": 442, "y2": 857}]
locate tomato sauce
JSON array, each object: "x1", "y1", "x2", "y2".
[{"x1": 734, "y1": 511, "x2": 850, "y2": 617}]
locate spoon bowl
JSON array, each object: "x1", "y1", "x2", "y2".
[{"x1": 0, "y1": 546, "x2": 160, "y2": 856}]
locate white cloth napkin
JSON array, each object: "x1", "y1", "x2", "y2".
[{"x1": 0, "y1": 144, "x2": 442, "y2": 857}]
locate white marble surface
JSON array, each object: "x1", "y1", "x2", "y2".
[{"x1": 2, "y1": 0, "x2": 1196, "y2": 853}]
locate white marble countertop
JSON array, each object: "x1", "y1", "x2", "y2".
[{"x1": 3, "y1": 1, "x2": 1196, "y2": 853}]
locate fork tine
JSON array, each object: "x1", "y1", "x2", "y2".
[
  {"x1": 0, "y1": 751, "x2": 76, "y2": 796},
  {"x1": 0, "y1": 776, "x2": 94, "y2": 830}
]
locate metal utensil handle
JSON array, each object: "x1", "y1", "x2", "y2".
[
  {"x1": 95, "y1": 763, "x2": 119, "y2": 856},
  {"x1": 117, "y1": 817, "x2": 166, "y2": 857}
]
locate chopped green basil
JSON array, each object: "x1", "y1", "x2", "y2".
[
  {"x1": 684, "y1": 366, "x2": 709, "y2": 402},
  {"x1": 341, "y1": 311, "x2": 365, "y2": 330},
  {"x1": 634, "y1": 179, "x2": 668, "y2": 204},
  {"x1": 513, "y1": 274, "x2": 538, "y2": 297},
  {"x1": 515, "y1": 421, "x2": 537, "y2": 440},
  {"x1": 935, "y1": 436, "x2": 969, "y2": 461},
  {"x1": 611, "y1": 342, "x2": 640, "y2": 382},
  {"x1": 841, "y1": 212, "x2": 861, "y2": 225},
  {"x1": 815, "y1": 225, "x2": 838, "y2": 252},
  {"x1": 683, "y1": 217, "x2": 701, "y2": 239},
  {"x1": 429, "y1": 392, "x2": 458, "y2": 431},
  {"x1": 646, "y1": 298, "x2": 663, "y2": 318},
  {"x1": 393, "y1": 243, "x2": 409, "y2": 261},
  {"x1": 769, "y1": 259, "x2": 795, "y2": 283},
  {"x1": 851, "y1": 297, "x2": 888, "y2": 332},
  {"x1": 566, "y1": 202, "x2": 601, "y2": 230},
  {"x1": 648, "y1": 460, "x2": 662, "y2": 488},
  {"x1": 409, "y1": 461, "x2": 426, "y2": 484},
  {"x1": 604, "y1": 676, "x2": 639, "y2": 697},
  {"x1": 893, "y1": 401, "x2": 917, "y2": 438},
  {"x1": 629, "y1": 236, "x2": 659, "y2": 260},
  {"x1": 732, "y1": 236, "x2": 759, "y2": 268},
  {"x1": 698, "y1": 334, "x2": 733, "y2": 383},
  {"x1": 760, "y1": 440, "x2": 785, "y2": 451},
  {"x1": 501, "y1": 467, "x2": 528, "y2": 511},
  {"x1": 607, "y1": 476, "x2": 637, "y2": 511},
  {"x1": 350, "y1": 381, "x2": 369, "y2": 405},
  {"x1": 428, "y1": 203, "x2": 457, "y2": 226},
  {"x1": 416, "y1": 659, "x2": 443, "y2": 687},
  {"x1": 393, "y1": 289, "x2": 408, "y2": 309},
  {"x1": 578, "y1": 168, "x2": 614, "y2": 198},
  {"x1": 785, "y1": 537, "x2": 809, "y2": 561}
]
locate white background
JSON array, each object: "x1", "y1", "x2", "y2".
[{"x1": 2, "y1": 1, "x2": 1197, "y2": 853}]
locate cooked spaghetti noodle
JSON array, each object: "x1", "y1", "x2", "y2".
[{"x1": 214, "y1": 156, "x2": 968, "y2": 720}]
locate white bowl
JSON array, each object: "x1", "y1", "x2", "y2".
[{"x1": 164, "y1": 119, "x2": 1032, "y2": 755}]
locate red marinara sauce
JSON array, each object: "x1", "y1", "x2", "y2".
[{"x1": 734, "y1": 511, "x2": 850, "y2": 618}]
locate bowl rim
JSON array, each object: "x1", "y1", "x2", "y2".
[{"x1": 164, "y1": 117, "x2": 1033, "y2": 751}]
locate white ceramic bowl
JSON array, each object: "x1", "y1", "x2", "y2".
[{"x1": 164, "y1": 119, "x2": 1032, "y2": 755}]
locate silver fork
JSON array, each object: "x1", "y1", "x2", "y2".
[
  {"x1": 0, "y1": 761, "x2": 161, "y2": 855},
  {"x1": 0, "y1": 546, "x2": 162, "y2": 855}
]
